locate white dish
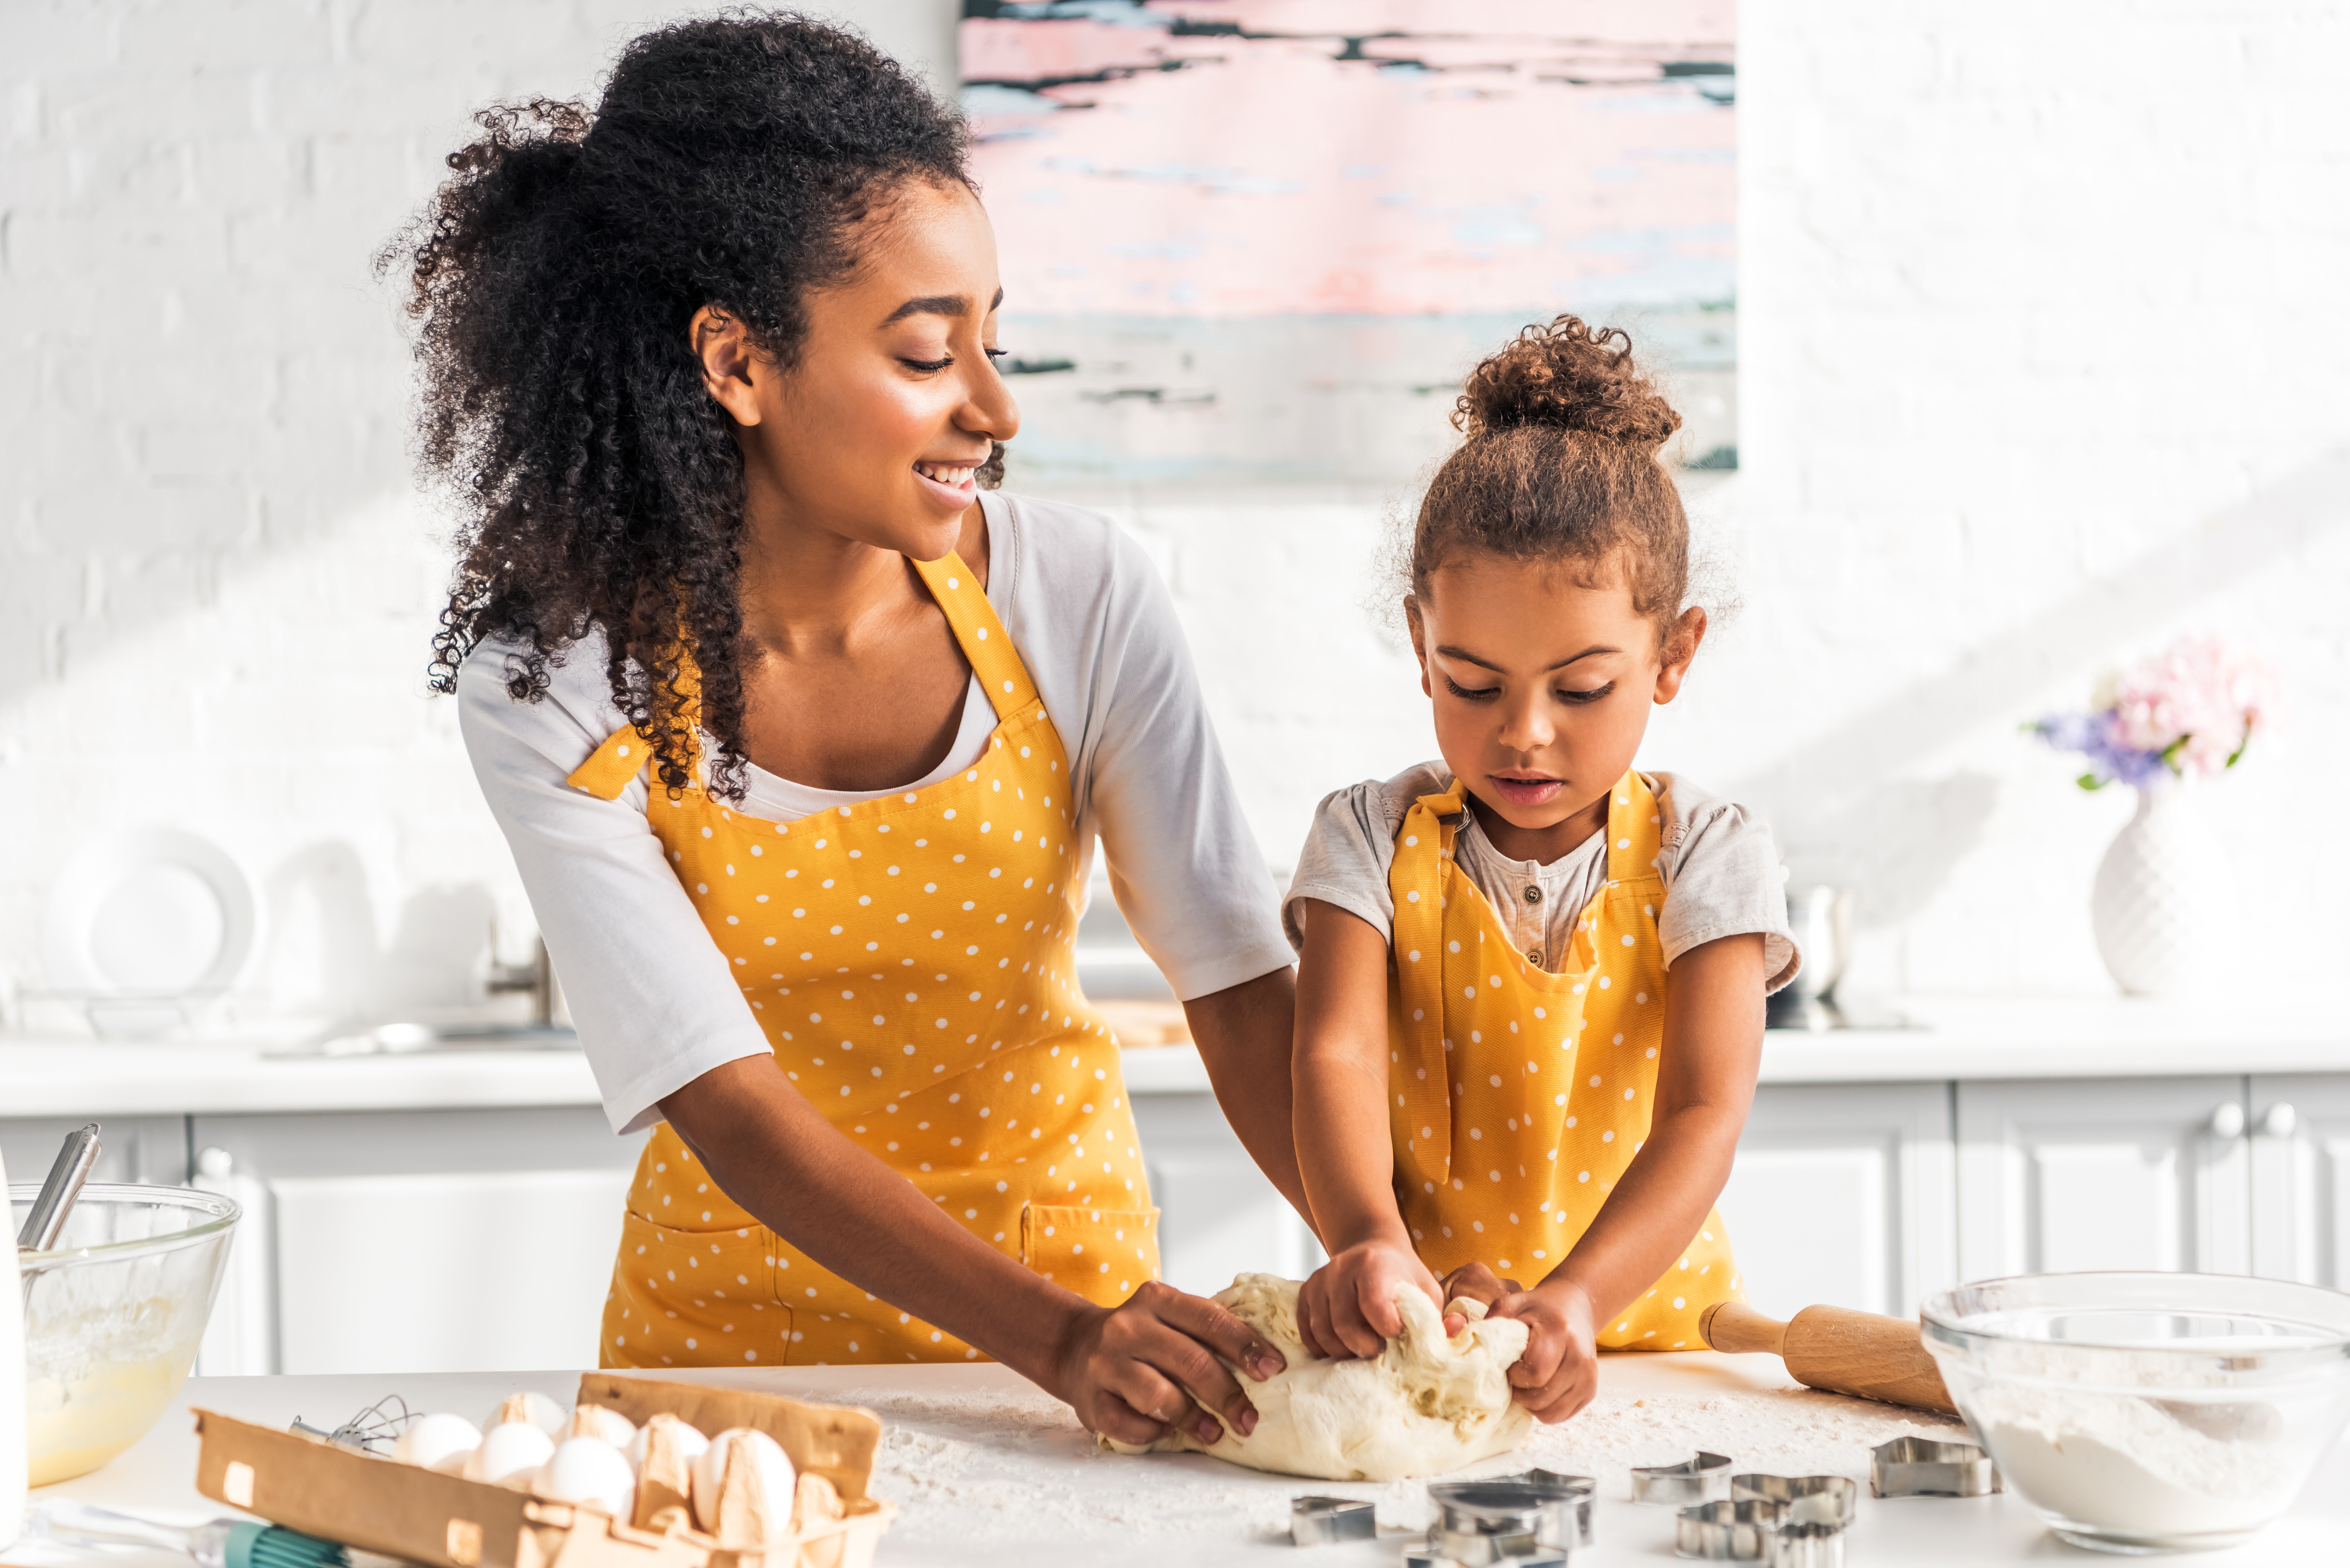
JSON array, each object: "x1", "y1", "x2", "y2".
[{"x1": 39, "y1": 827, "x2": 256, "y2": 1003}]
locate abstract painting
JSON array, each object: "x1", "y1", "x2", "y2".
[{"x1": 961, "y1": 0, "x2": 1736, "y2": 486}]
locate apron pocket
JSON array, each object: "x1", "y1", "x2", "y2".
[
  {"x1": 1021, "y1": 1203, "x2": 1161, "y2": 1303},
  {"x1": 614, "y1": 1210, "x2": 789, "y2": 1366}
]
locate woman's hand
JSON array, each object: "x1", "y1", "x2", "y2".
[
  {"x1": 1048, "y1": 1281, "x2": 1288, "y2": 1448},
  {"x1": 1486, "y1": 1278, "x2": 1600, "y2": 1423},
  {"x1": 1297, "y1": 1238, "x2": 1448, "y2": 1360}
]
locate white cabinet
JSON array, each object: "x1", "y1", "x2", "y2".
[
  {"x1": 1717, "y1": 1082, "x2": 1957, "y2": 1321},
  {"x1": 1956, "y1": 1077, "x2": 2250, "y2": 1280},
  {"x1": 1130, "y1": 1092, "x2": 1320, "y2": 1297},
  {"x1": 2247, "y1": 1075, "x2": 2350, "y2": 1287},
  {"x1": 188, "y1": 1107, "x2": 647, "y2": 1376}
]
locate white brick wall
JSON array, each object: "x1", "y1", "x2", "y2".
[
  {"x1": 0, "y1": 0, "x2": 960, "y2": 1019},
  {"x1": 2, "y1": 0, "x2": 2343, "y2": 1023}
]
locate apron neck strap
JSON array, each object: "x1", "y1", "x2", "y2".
[
  {"x1": 1390, "y1": 784, "x2": 1468, "y2": 1182},
  {"x1": 1602, "y1": 770, "x2": 1656, "y2": 883},
  {"x1": 911, "y1": 550, "x2": 1038, "y2": 723}
]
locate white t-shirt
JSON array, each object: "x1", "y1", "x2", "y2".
[
  {"x1": 1284, "y1": 763, "x2": 1801, "y2": 992},
  {"x1": 460, "y1": 490, "x2": 1295, "y2": 1135}
]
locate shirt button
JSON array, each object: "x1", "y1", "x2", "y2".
[
  {"x1": 1524, "y1": 885, "x2": 1543, "y2": 903},
  {"x1": 1527, "y1": 948, "x2": 1543, "y2": 966}
]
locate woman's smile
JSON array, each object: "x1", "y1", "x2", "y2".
[{"x1": 913, "y1": 455, "x2": 985, "y2": 505}]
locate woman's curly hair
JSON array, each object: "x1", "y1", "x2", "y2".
[
  {"x1": 1409, "y1": 315, "x2": 1690, "y2": 641},
  {"x1": 380, "y1": 13, "x2": 970, "y2": 799}
]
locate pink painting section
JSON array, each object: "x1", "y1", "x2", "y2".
[{"x1": 963, "y1": 0, "x2": 1734, "y2": 319}]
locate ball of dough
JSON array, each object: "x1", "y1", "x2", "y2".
[{"x1": 1108, "y1": 1273, "x2": 1534, "y2": 1481}]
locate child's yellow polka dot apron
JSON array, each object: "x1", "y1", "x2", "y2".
[
  {"x1": 567, "y1": 553, "x2": 1160, "y2": 1368},
  {"x1": 1387, "y1": 769, "x2": 1741, "y2": 1350}
]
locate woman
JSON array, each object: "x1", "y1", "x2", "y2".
[{"x1": 383, "y1": 17, "x2": 1302, "y2": 1448}]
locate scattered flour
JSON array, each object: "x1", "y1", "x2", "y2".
[{"x1": 843, "y1": 1379, "x2": 1967, "y2": 1551}]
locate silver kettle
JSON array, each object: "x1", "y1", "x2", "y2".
[{"x1": 1764, "y1": 886, "x2": 1853, "y2": 1031}]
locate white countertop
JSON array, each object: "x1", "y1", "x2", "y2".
[
  {"x1": 18, "y1": 1356, "x2": 2350, "y2": 1566},
  {"x1": 4, "y1": 994, "x2": 2342, "y2": 1119}
]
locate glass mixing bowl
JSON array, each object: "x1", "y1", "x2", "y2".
[
  {"x1": 11, "y1": 1182, "x2": 240, "y2": 1486},
  {"x1": 1921, "y1": 1272, "x2": 2350, "y2": 1554}
]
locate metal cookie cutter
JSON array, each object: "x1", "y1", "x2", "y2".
[
  {"x1": 1420, "y1": 1482, "x2": 1549, "y2": 1565},
  {"x1": 1729, "y1": 1475, "x2": 1858, "y2": 1530},
  {"x1": 1510, "y1": 1470, "x2": 1598, "y2": 1551},
  {"x1": 1633, "y1": 1451, "x2": 1734, "y2": 1506},
  {"x1": 1291, "y1": 1496, "x2": 1376, "y2": 1546},
  {"x1": 1766, "y1": 1521, "x2": 1846, "y2": 1568},
  {"x1": 1869, "y1": 1436, "x2": 2003, "y2": 1498},
  {"x1": 1674, "y1": 1499, "x2": 1785, "y2": 1561}
]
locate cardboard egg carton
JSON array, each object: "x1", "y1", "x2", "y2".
[{"x1": 193, "y1": 1372, "x2": 893, "y2": 1568}]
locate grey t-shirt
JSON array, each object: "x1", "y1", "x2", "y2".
[{"x1": 1284, "y1": 763, "x2": 1801, "y2": 992}]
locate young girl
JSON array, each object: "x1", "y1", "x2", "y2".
[{"x1": 1287, "y1": 317, "x2": 1800, "y2": 1424}]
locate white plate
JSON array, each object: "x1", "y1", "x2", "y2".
[{"x1": 39, "y1": 827, "x2": 256, "y2": 998}]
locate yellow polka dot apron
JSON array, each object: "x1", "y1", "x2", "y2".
[
  {"x1": 568, "y1": 553, "x2": 1160, "y2": 1367},
  {"x1": 1388, "y1": 769, "x2": 1741, "y2": 1350}
]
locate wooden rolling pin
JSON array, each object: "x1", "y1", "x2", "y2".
[{"x1": 1698, "y1": 1301, "x2": 1956, "y2": 1415}]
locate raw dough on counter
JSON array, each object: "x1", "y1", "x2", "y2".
[{"x1": 1107, "y1": 1273, "x2": 1533, "y2": 1481}]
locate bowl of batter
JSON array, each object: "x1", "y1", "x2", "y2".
[{"x1": 11, "y1": 1182, "x2": 240, "y2": 1485}]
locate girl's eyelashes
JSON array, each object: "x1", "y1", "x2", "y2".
[
  {"x1": 1441, "y1": 671, "x2": 1616, "y2": 705},
  {"x1": 984, "y1": 346, "x2": 1009, "y2": 361}
]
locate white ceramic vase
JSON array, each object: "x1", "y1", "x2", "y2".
[{"x1": 2089, "y1": 782, "x2": 2224, "y2": 996}]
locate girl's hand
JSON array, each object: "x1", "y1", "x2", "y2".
[
  {"x1": 1048, "y1": 1281, "x2": 1288, "y2": 1448},
  {"x1": 1438, "y1": 1261, "x2": 1525, "y2": 1313},
  {"x1": 1298, "y1": 1239, "x2": 1447, "y2": 1360},
  {"x1": 1487, "y1": 1278, "x2": 1601, "y2": 1422}
]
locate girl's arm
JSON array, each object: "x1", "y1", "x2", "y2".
[
  {"x1": 662, "y1": 1059, "x2": 1286, "y2": 1446},
  {"x1": 1479, "y1": 930, "x2": 1765, "y2": 1420},
  {"x1": 1291, "y1": 898, "x2": 1451, "y2": 1359}
]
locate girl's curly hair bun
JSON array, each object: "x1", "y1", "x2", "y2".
[
  {"x1": 1409, "y1": 314, "x2": 1691, "y2": 638},
  {"x1": 1454, "y1": 314, "x2": 1682, "y2": 453}
]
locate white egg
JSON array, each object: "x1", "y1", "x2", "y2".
[
  {"x1": 482, "y1": 1390, "x2": 568, "y2": 1438},
  {"x1": 568, "y1": 1404, "x2": 637, "y2": 1453},
  {"x1": 691, "y1": 1428, "x2": 796, "y2": 1545},
  {"x1": 625, "y1": 1412, "x2": 708, "y2": 1474},
  {"x1": 391, "y1": 1412, "x2": 481, "y2": 1473},
  {"x1": 530, "y1": 1437, "x2": 638, "y2": 1518},
  {"x1": 464, "y1": 1420, "x2": 555, "y2": 1487}
]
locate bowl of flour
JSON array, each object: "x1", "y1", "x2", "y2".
[{"x1": 1922, "y1": 1272, "x2": 2350, "y2": 1554}]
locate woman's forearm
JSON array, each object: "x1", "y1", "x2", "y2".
[
  {"x1": 1183, "y1": 966, "x2": 1313, "y2": 1224},
  {"x1": 659, "y1": 1057, "x2": 1088, "y2": 1388}
]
